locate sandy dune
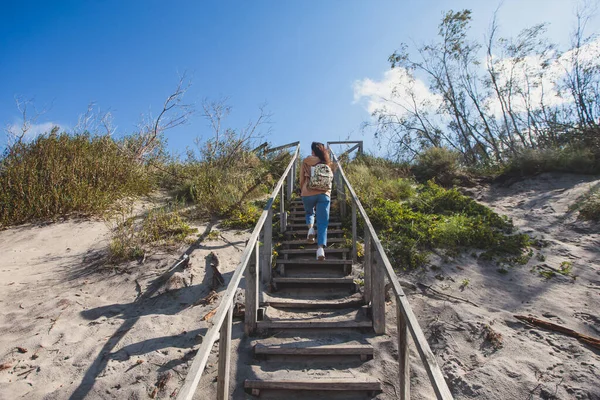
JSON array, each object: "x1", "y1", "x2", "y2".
[
  {"x1": 0, "y1": 172, "x2": 599, "y2": 399},
  {"x1": 0, "y1": 216, "x2": 249, "y2": 400}
]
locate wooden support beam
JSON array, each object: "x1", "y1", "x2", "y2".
[
  {"x1": 372, "y1": 251, "x2": 386, "y2": 334},
  {"x1": 261, "y1": 209, "x2": 273, "y2": 285},
  {"x1": 364, "y1": 226, "x2": 372, "y2": 304},
  {"x1": 264, "y1": 141, "x2": 300, "y2": 154},
  {"x1": 352, "y1": 199, "x2": 357, "y2": 263},
  {"x1": 397, "y1": 301, "x2": 410, "y2": 400},
  {"x1": 217, "y1": 304, "x2": 233, "y2": 400},
  {"x1": 244, "y1": 242, "x2": 259, "y2": 335},
  {"x1": 280, "y1": 186, "x2": 286, "y2": 234}
]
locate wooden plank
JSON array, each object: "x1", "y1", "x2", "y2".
[
  {"x1": 216, "y1": 304, "x2": 233, "y2": 400},
  {"x1": 176, "y1": 145, "x2": 301, "y2": 400},
  {"x1": 397, "y1": 301, "x2": 410, "y2": 400},
  {"x1": 363, "y1": 226, "x2": 372, "y2": 304},
  {"x1": 252, "y1": 141, "x2": 269, "y2": 154},
  {"x1": 372, "y1": 251, "x2": 386, "y2": 334},
  {"x1": 245, "y1": 242, "x2": 259, "y2": 335},
  {"x1": 280, "y1": 186, "x2": 286, "y2": 234},
  {"x1": 340, "y1": 143, "x2": 361, "y2": 158},
  {"x1": 327, "y1": 140, "x2": 364, "y2": 146},
  {"x1": 261, "y1": 209, "x2": 273, "y2": 285},
  {"x1": 257, "y1": 320, "x2": 373, "y2": 329},
  {"x1": 262, "y1": 298, "x2": 364, "y2": 309},
  {"x1": 287, "y1": 167, "x2": 293, "y2": 200},
  {"x1": 275, "y1": 259, "x2": 352, "y2": 265},
  {"x1": 273, "y1": 277, "x2": 354, "y2": 284},
  {"x1": 288, "y1": 218, "x2": 341, "y2": 223},
  {"x1": 254, "y1": 343, "x2": 373, "y2": 356},
  {"x1": 331, "y1": 149, "x2": 453, "y2": 400},
  {"x1": 278, "y1": 248, "x2": 349, "y2": 255},
  {"x1": 280, "y1": 238, "x2": 345, "y2": 245},
  {"x1": 244, "y1": 378, "x2": 381, "y2": 392},
  {"x1": 287, "y1": 222, "x2": 342, "y2": 228},
  {"x1": 265, "y1": 141, "x2": 300, "y2": 154},
  {"x1": 284, "y1": 229, "x2": 343, "y2": 236},
  {"x1": 351, "y1": 199, "x2": 357, "y2": 263}
]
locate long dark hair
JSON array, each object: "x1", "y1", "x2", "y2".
[{"x1": 311, "y1": 142, "x2": 331, "y2": 166}]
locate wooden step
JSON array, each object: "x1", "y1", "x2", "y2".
[
  {"x1": 281, "y1": 238, "x2": 345, "y2": 246},
  {"x1": 262, "y1": 297, "x2": 365, "y2": 309},
  {"x1": 244, "y1": 378, "x2": 381, "y2": 395},
  {"x1": 254, "y1": 343, "x2": 373, "y2": 357},
  {"x1": 285, "y1": 229, "x2": 343, "y2": 236},
  {"x1": 257, "y1": 320, "x2": 373, "y2": 330},
  {"x1": 273, "y1": 277, "x2": 355, "y2": 285},
  {"x1": 276, "y1": 259, "x2": 352, "y2": 265},
  {"x1": 287, "y1": 222, "x2": 342, "y2": 228},
  {"x1": 288, "y1": 218, "x2": 341, "y2": 223},
  {"x1": 278, "y1": 248, "x2": 349, "y2": 255}
]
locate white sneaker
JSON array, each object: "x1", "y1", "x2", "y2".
[
  {"x1": 316, "y1": 247, "x2": 325, "y2": 261},
  {"x1": 307, "y1": 227, "x2": 316, "y2": 244}
]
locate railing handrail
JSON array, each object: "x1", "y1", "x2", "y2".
[
  {"x1": 264, "y1": 141, "x2": 300, "y2": 154},
  {"x1": 330, "y1": 149, "x2": 453, "y2": 400},
  {"x1": 176, "y1": 144, "x2": 301, "y2": 400}
]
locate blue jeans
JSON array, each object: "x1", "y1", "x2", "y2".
[{"x1": 302, "y1": 194, "x2": 330, "y2": 247}]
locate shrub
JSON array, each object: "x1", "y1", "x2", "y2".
[
  {"x1": 412, "y1": 147, "x2": 463, "y2": 186},
  {"x1": 348, "y1": 166, "x2": 530, "y2": 269},
  {"x1": 0, "y1": 131, "x2": 153, "y2": 227},
  {"x1": 578, "y1": 190, "x2": 600, "y2": 221},
  {"x1": 106, "y1": 202, "x2": 197, "y2": 263},
  {"x1": 503, "y1": 145, "x2": 599, "y2": 177}
]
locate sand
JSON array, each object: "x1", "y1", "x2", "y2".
[
  {"x1": 0, "y1": 213, "x2": 250, "y2": 400},
  {"x1": 0, "y1": 172, "x2": 599, "y2": 399}
]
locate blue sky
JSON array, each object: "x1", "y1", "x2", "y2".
[{"x1": 1, "y1": 0, "x2": 594, "y2": 156}]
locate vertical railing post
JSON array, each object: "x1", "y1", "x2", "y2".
[
  {"x1": 280, "y1": 186, "x2": 286, "y2": 233},
  {"x1": 244, "y1": 242, "x2": 259, "y2": 335},
  {"x1": 261, "y1": 209, "x2": 273, "y2": 285},
  {"x1": 292, "y1": 158, "x2": 297, "y2": 195},
  {"x1": 363, "y1": 225, "x2": 372, "y2": 304},
  {"x1": 397, "y1": 301, "x2": 410, "y2": 400},
  {"x1": 351, "y1": 199, "x2": 357, "y2": 263},
  {"x1": 286, "y1": 168, "x2": 293, "y2": 200},
  {"x1": 372, "y1": 251, "x2": 386, "y2": 334},
  {"x1": 217, "y1": 303, "x2": 233, "y2": 400},
  {"x1": 340, "y1": 181, "x2": 347, "y2": 219}
]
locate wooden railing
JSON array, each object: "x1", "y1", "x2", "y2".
[
  {"x1": 330, "y1": 148, "x2": 453, "y2": 400},
  {"x1": 176, "y1": 143, "x2": 300, "y2": 400}
]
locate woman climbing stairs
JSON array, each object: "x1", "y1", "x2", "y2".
[{"x1": 243, "y1": 197, "x2": 382, "y2": 398}]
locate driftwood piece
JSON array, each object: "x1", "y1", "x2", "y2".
[
  {"x1": 417, "y1": 282, "x2": 480, "y2": 308},
  {"x1": 195, "y1": 290, "x2": 219, "y2": 307},
  {"x1": 209, "y1": 252, "x2": 224, "y2": 289},
  {"x1": 201, "y1": 308, "x2": 217, "y2": 322},
  {"x1": 150, "y1": 372, "x2": 172, "y2": 398},
  {"x1": 514, "y1": 315, "x2": 600, "y2": 350}
]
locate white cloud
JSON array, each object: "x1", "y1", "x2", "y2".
[
  {"x1": 354, "y1": 37, "x2": 600, "y2": 121},
  {"x1": 353, "y1": 68, "x2": 442, "y2": 118},
  {"x1": 5, "y1": 121, "x2": 63, "y2": 142}
]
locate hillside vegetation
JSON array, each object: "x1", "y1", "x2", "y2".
[{"x1": 345, "y1": 154, "x2": 532, "y2": 269}]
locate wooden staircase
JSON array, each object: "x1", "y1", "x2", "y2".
[
  {"x1": 243, "y1": 197, "x2": 382, "y2": 398},
  {"x1": 176, "y1": 142, "x2": 452, "y2": 400}
]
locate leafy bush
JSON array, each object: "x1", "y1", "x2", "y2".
[
  {"x1": 346, "y1": 156, "x2": 531, "y2": 269},
  {"x1": 220, "y1": 201, "x2": 262, "y2": 229},
  {"x1": 366, "y1": 184, "x2": 530, "y2": 269},
  {"x1": 412, "y1": 147, "x2": 464, "y2": 186},
  {"x1": 578, "y1": 190, "x2": 600, "y2": 221},
  {"x1": 0, "y1": 131, "x2": 153, "y2": 227},
  {"x1": 502, "y1": 145, "x2": 599, "y2": 177},
  {"x1": 106, "y1": 202, "x2": 197, "y2": 263}
]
